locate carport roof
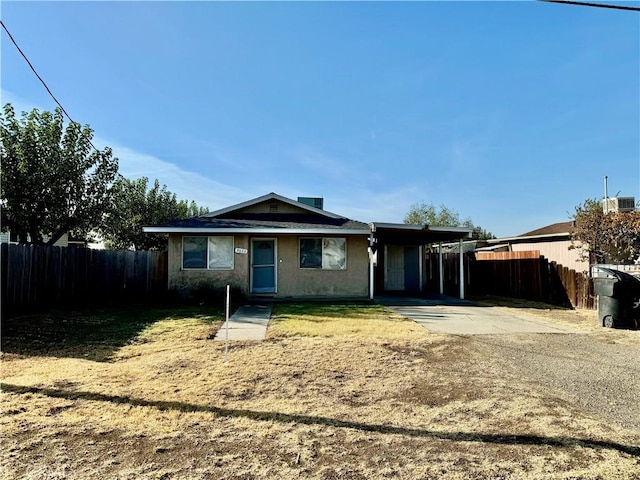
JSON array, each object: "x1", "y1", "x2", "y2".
[{"x1": 370, "y1": 222, "x2": 473, "y2": 245}]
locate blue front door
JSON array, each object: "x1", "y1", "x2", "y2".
[{"x1": 251, "y1": 239, "x2": 276, "y2": 293}]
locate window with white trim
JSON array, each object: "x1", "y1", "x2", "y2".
[
  {"x1": 299, "y1": 237, "x2": 346, "y2": 270},
  {"x1": 182, "y1": 236, "x2": 234, "y2": 270}
]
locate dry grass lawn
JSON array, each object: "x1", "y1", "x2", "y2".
[{"x1": 1, "y1": 300, "x2": 639, "y2": 479}]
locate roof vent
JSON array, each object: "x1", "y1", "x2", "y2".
[
  {"x1": 269, "y1": 203, "x2": 279, "y2": 213},
  {"x1": 603, "y1": 197, "x2": 636, "y2": 213},
  {"x1": 297, "y1": 196, "x2": 324, "y2": 210}
]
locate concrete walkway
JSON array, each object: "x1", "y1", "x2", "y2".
[
  {"x1": 378, "y1": 295, "x2": 584, "y2": 335},
  {"x1": 212, "y1": 304, "x2": 272, "y2": 341}
]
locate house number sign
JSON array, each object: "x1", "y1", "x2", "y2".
[{"x1": 234, "y1": 248, "x2": 248, "y2": 255}]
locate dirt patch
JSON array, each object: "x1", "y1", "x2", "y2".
[
  {"x1": 2, "y1": 304, "x2": 640, "y2": 479},
  {"x1": 384, "y1": 336, "x2": 471, "y2": 363}
]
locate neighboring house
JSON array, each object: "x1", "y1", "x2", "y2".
[
  {"x1": 0, "y1": 230, "x2": 73, "y2": 247},
  {"x1": 480, "y1": 221, "x2": 588, "y2": 272},
  {"x1": 144, "y1": 192, "x2": 473, "y2": 299}
]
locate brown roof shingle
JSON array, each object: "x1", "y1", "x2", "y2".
[{"x1": 520, "y1": 221, "x2": 575, "y2": 237}]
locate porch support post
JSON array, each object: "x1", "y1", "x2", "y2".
[
  {"x1": 419, "y1": 245, "x2": 423, "y2": 292},
  {"x1": 369, "y1": 234, "x2": 375, "y2": 300},
  {"x1": 459, "y1": 238, "x2": 465, "y2": 300},
  {"x1": 438, "y1": 242, "x2": 444, "y2": 295}
]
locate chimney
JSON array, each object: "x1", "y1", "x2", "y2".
[{"x1": 297, "y1": 197, "x2": 324, "y2": 210}]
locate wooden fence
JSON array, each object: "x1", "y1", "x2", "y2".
[
  {"x1": 425, "y1": 251, "x2": 595, "y2": 309},
  {"x1": 425, "y1": 252, "x2": 472, "y2": 297},
  {"x1": 1, "y1": 243, "x2": 168, "y2": 314},
  {"x1": 475, "y1": 251, "x2": 541, "y2": 261},
  {"x1": 548, "y1": 261, "x2": 594, "y2": 310}
]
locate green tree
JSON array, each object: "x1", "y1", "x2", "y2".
[
  {"x1": 470, "y1": 226, "x2": 496, "y2": 241},
  {"x1": 571, "y1": 198, "x2": 640, "y2": 264},
  {"x1": 101, "y1": 177, "x2": 208, "y2": 250},
  {"x1": 403, "y1": 202, "x2": 495, "y2": 240},
  {"x1": 0, "y1": 104, "x2": 118, "y2": 245}
]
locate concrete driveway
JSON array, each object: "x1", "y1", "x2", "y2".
[{"x1": 377, "y1": 296, "x2": 584, "y2": 335}]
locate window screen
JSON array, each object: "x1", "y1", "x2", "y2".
[
  {"x1": 183, "y1": 236, "x2": 234, "y2": 270},
  {"x1": 299, "y1": 238, "x2": 346, "y2": 270}
]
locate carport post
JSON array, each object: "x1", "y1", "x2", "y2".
[
  {"x1": 459, "y1": 239, "x2": 465, "y2": 300},
  {"x1": 438, "y1": 242, "x2": 444, "y2": 295},
  {"x1": 368, "y1": 247, "x2": 374, "y2": 300},
  {"x1": 224, "y1": 284, "x2": 230, "y2": 363},
  {"x1": 368, "y1": 233, "x2": 375, "y2": 300}
]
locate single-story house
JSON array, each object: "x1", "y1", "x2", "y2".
[
  {"x1": 143, "y1": 193, "x2": 472, "y2": 299},
  {"x1": 480, "y1": 221, "x2": 589, "y2": 272}
]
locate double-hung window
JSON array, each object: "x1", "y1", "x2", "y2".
[
  {"x1": 299, "y1": 237, "x2": 346, "y2": 270},
  {"x1": 182, "y1": 236, "x2": 234, "y2": 270}
]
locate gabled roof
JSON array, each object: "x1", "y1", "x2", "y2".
[
  {"x1": 143, "y1": 193, "x2": 370, "y2": 235},
  {"x1": 204, "y1": 192, "x2": 343, "y2": 220},
  {"x1": 144, "y1": 216, "x2": 370, "y2": 234},
  {"x1": 519, "y1": 221, "x2": 575, "y2": 237},
  {"x1": 486, "y1": 221, "x2": 575, "y2": 245}
]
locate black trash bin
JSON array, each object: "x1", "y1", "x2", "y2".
[{"x1": 594, "y1": 268, "x2": 640, "y2": 329}]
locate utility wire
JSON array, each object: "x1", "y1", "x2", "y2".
[
  {"x1": 538, "y1": 0, "x2": 640, "y2": 11},
  {"x1": 0, "y1": 19, "x2": 103, "y2": 155}
]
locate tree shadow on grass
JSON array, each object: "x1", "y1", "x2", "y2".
[
  {"x1": 0, "y1": 305, "x2": 221, "y2": 362},
  {"x1": 2, "y1": 382, "x2": 638, "y2": 458}
]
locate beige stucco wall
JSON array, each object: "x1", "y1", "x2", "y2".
[
  {"x1": 275, "y1": 236, "x2": 369, "y2": 297},
  {"x1": 168, "y1": 234, "x2": 251, "y2": 295},
  {"x1": 511, "y1": 240, "x2": 588, "y2": 272},
  {"x1": 167, "y1": 233, "x2": 369, "y2": 298}
]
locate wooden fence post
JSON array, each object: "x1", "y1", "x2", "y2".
[{"x1": 2, "y1": 244, "x2": 170, "y2": 313}]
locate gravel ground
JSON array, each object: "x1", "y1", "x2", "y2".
[{"x1": 474, "y1": 332, "x2": 640, "y2": 431}]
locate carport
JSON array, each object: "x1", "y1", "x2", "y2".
[{"x1": 369, "y1": 223, "x2": 473, "y2": 300}]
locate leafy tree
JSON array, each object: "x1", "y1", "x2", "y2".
[
  {"x1": 404, "y1": 202, "x2": 495, "y2": 240},
  {"x1": 404, "y1": 202, "x2": 469, "y2": 227},
  {"x1": 571, "y1": 199, "x2": 606, "y2": 263},
  {"x1": 0, "y1": 104, "x2": 119, "y2": 245},
  {"x1": 470, "y1": 226, "x2": 496, "y2": 241},
  {"x1": 602, "y1": 212, "x2": 640, "y2": 263},
  {"x1": 101, "y1": 177, "x2": 208, "y2": 250},
  {"x1": 571, "y1": 198, "x2": 640, "y2": 264}
]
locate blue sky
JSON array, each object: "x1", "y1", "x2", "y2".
[{"x1": 2, "y1": 1, "x2": 639, "y2": 237}]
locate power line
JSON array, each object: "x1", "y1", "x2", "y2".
[
  {"x1": 0, "y1": 19, "x2": 103, "y2": 155},
  {"x1": 538, "y1": 0, "x2": 640, "y2": 11}
]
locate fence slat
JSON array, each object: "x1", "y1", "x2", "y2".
[{"x1": 1, "y1": 244, "x2": 168, "y2": 313}]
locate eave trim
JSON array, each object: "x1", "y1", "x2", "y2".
[{"x1": 143, "y1": 227, "x2": 371, "y2": 235}]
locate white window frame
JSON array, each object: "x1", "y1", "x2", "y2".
[
  {"x1": 299, "y1": 237, "x2": 347, "y2": 270},
  {"x1": 182, "y1": 236, "x2": 235, "y2": 270}
]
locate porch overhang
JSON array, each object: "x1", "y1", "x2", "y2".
[
  {"x1": 369, "y1": 222, "x2": 473, "y2": 301},
  {"x1": 142, "y1": 227, "x2": 371, "y2": 236},
  {"x1": 370, "y1": 222, "x2": 472, "y2": 246}
]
